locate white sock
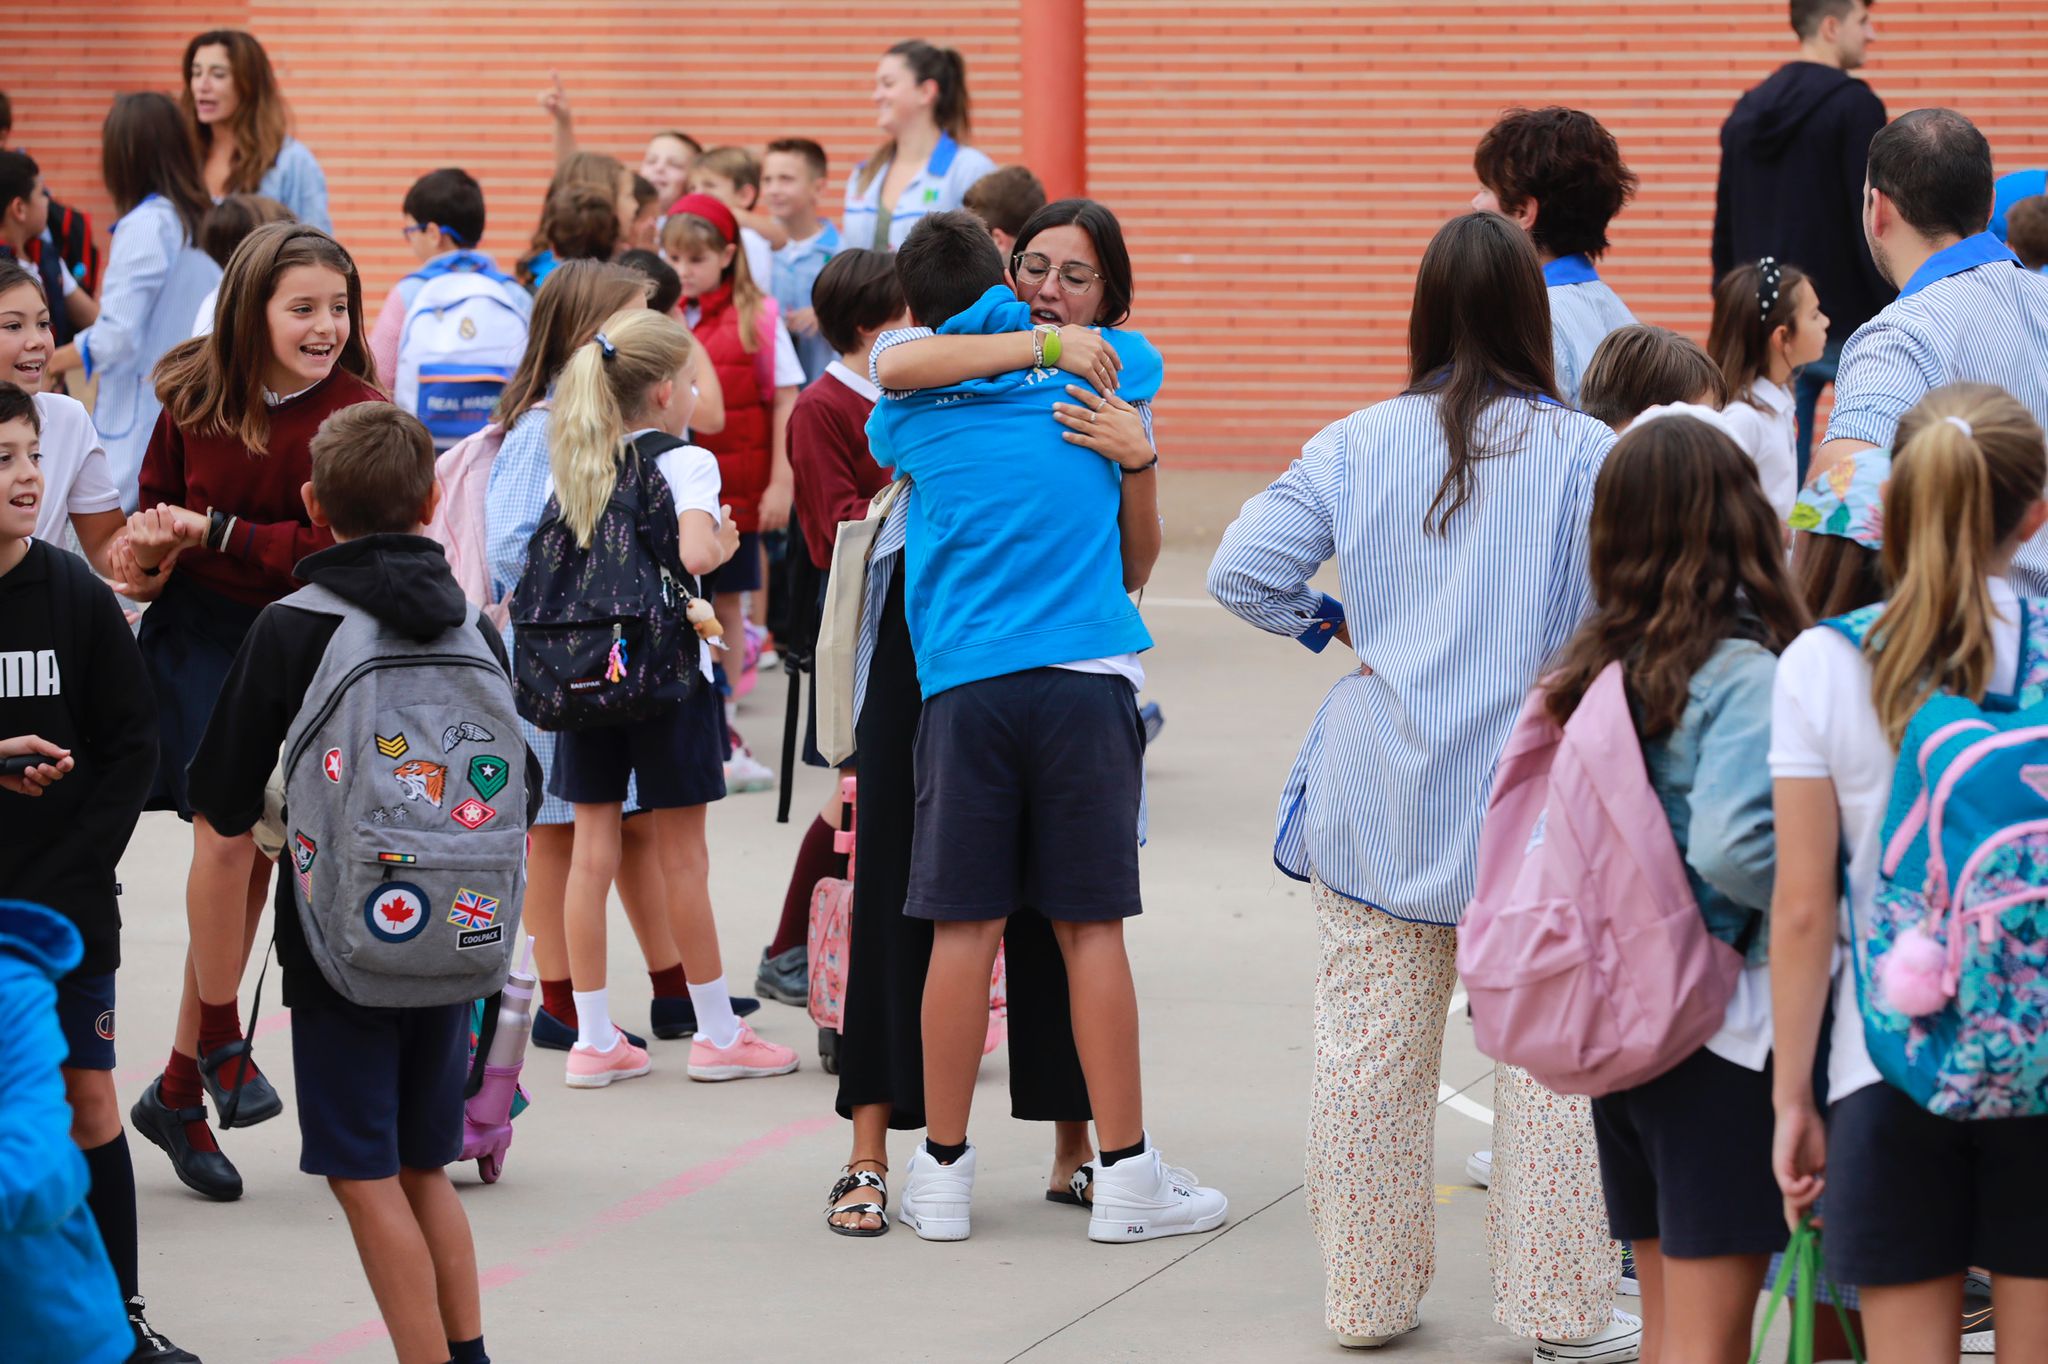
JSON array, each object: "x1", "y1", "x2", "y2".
[
  {"x1": 688, "y1": 976, "x2": 741, "y2": 1049},
  {"x1": 573, "y1": 988, "x2": 616, "y2": 1052}
]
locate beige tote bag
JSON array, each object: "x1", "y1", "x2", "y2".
[{"x1": 813, "y1": 478, "x2": 907, "y2": 766}]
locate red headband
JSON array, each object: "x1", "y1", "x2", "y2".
[{"x1": 667, "y1": 193, "x2": 738, "y2": 245}]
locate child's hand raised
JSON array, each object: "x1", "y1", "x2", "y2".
[
  {"x1": 538, "y1": 70, "x2": 572, "y2": 126},
  {"x1": 1053, "y1": 326, "x2": 1121, "y2": 395}
]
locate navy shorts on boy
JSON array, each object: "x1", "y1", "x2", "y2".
[
  {"x1": 705, "y1": 530, "x2": 763, "y2": 595},
  {"x1": 292, "y1": 995, "x2": 471, "y2": 1180},
  {"x1": 1590, "y1": 1045, "x2": 1785, "y2": 1258},
  {"x1": 906, "y1": 668, "x2": 1143, "y2": 923},
  {"x1": 1825, "y1": 1080, "x2": 2048, "y2": 1284},
  {"x1": 549, "y1": 681, "x2": 726, "y2": 809},
  {"x1": 53, "y1": 970, "x2": 116, "y2": 1071}
]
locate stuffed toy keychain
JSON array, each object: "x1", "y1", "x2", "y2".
[{"x1": 686, "y1": 594, "x2": 725, "y2": 649}]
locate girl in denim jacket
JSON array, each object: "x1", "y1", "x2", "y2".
[{"x1": 1540, "y1": 412, "x2": 1810, "y2": 1363}]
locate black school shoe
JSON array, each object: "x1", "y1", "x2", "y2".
[
  {"x1": 651, "y1": 992, "x2": 761, "y2": 1038},
  {"x1": 531, "y1": 1008, "x2": 646, "y2": 1052},
  {"x1": 130, "y1": 1080, "x2": 242, "y2": 1202},
  {"x1": 127, "y1": 1295, "x2": 201, "y2": 1363},
  {"x1": 197, "y1": 1040, "x2": 282, "y2": 1128}
]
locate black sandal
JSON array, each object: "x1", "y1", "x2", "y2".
[
  {"x1": 825, "y1": 1164, "x2": 890, "y2": 1238},
  {"x1": 1047, "y1": 1163, "x2": 1093, "y2": 1208}
]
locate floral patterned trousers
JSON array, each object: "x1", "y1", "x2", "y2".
[
  {"x1": 1306, "y1": 879, "x2": 1459, "y2": 1339},
  {"x1": 1487, "y1": 1064, "x2": 1622, "y2": 1338}
]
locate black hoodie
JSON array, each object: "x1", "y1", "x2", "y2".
[
  {"x1": 1714, "y1": 61, "x2": 1893, "y2": 340},
  {"x1": 187, "y1": 534, "x2": 525, "y2": 1007},
  {"x1": 0, "y1": 541, "x2": 158, "y2": 974}
]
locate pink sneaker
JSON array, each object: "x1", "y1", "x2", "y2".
[
  {"x1": 565, "y1": 1031, "x2": 652, "y2": 1089},
  {"x1": 688, "y1": 1021, "x2": 800, "y2": 1081}
]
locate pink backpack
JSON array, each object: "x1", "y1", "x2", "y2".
[
  {"x1": 425, "y1": 405, "x2": 542, "y2": 633},
  {"x1": 1456, "y1": 661, "x2": 1742, "y2": 1096}
]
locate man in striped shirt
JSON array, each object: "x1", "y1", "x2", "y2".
[
  {"x1": 1820, "y1": 112, "x2": 2048, "y2": 448},
  {"x1": 1473, "y1": 107, "x2": 1641, "y2": 407}
]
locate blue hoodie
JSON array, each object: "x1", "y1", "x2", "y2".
[
  {"x1": 0, "y1": 901, "x2": 131, "y2": 1364},
  {"x1": 866, "y1": 285, "x2": 1160, "y2": 697}
]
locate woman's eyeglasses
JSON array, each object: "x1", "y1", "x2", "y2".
[{"x1": 1011, "y1": 252, "x2": 1106, "y2": 297}]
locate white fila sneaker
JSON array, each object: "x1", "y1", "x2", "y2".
[
  {"x1": 1086, "y1": 1146, "x2": 1228, "y2": 1243},
  {"x1": 899, "y1": 1141, "x2": 976, "y2": 1242}
]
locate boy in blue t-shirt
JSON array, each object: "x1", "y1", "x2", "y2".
[
  {"x1": 865, "y1": 211, "x2": 1226, "y2": 1246},
  {"x1": 762, "y1": 138, "x2": 841, "y2": 385}
]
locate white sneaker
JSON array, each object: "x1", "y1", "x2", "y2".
[
  {"x1": 724, "y1": 747, "x2": 774, "y2": 793},
  {"x1": 899, "y1": 1142, "x2": 975, "y2": 1242},
  {"x1": 1466, "y1": 1148, "x2": 1493, "y2": 1188},
  {"x1": 1338, "y1": 1319, "x2": 1419, "y2": 1349},
  {"x1": 1533, "y1": 1309, "x2": 1642, "y2": 1364},
  {"x1": 1086, "y1": 1146, "x2": 1228, "y2": 1243}
]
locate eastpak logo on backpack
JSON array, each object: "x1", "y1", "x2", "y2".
[{"x1": 279, "y1": 583, "x2": 528, "y2": 1009}]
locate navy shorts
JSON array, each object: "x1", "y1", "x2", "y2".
[
  {"x1": 906, "y1": 669, "x2": 1142, "y2": 923},
  {"x1": 291, "y1": 996, "x2": 471, "y2": 1180},
  {"x1": 704, "y1": 531, "x2": 762, "y2": 595},
  {"x1": 1825, "y1": 1080, "x2": 2048, "y2": 1284},
  {"x1": 55, "y1": 970, "x2": 117, "y2": 1070},
  {"x1": 1590, "y1": 1045, "x2": 1787, "y2": 1258},
  {"x1": 550, "y1": 680, "x2": 725, "y2": 809}
]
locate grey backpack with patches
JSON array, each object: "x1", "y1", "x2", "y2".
[{"x1": 279, "y1": 583, "x2": 528, "y2": 1008}]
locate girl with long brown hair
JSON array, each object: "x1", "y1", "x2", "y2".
[
  {"x1": 1545, "y1": 413, "x2": 1809, "y2": 1364},
  {"x1": 44, "y1": 92, "x2": 220, "y2": 504},
  {"x1": 181, "y1": 28, "x2": 331, "y2": 231},
  {"x1": 1772, "y1": 383, "x2": 2048, "y2": 1363},
  {"x1": 1210, "y1": 210, "x2": 1621, "y2": 1351},
  {"x1": 116, "y1": 222, "x2": 383, "y2": 1202}
]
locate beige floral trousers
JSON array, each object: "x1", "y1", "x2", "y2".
[
  {"x1": 1305, "y1": 879, "x2": 1459, "y2": 1339},
  {"x1": 1306, "y1": 880, "x2": 1620, "y2": 1342},
  {"x1": 1487, "y1": 1066, "x2": 1621, "y2": 1338}
]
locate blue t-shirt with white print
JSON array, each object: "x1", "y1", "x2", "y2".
[{"x1": 865, "y1": 284, "x2": 1160, "y2": 699}]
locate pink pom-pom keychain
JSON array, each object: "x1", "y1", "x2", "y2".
[{"x1": 1877, "y1": 925, "x2": 1951, "y2": 1017}]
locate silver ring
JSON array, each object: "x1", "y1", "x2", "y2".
[{"x1": 1088, "y1": 410, "x2": 1098, "y2": 425}]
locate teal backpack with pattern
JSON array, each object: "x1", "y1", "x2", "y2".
[{"x1": 1826, "y1": 598, "x2": 2048, "y2": 1119}]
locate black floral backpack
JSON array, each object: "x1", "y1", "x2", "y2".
[{"x1": 508, "y1": 435, "x2": 701, "y2": 730}]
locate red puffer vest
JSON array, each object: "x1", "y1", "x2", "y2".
[{"x1": 689, "y1": 283, "x2": 774, "y2": 533}]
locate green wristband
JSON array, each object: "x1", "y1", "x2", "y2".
[{"x1": 1036, "y1": 324, "x2": 1062, "y2": 369}]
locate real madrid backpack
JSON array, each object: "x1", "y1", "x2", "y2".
[{"x1": 278, "y1": 582, "x2": 528, "y2": 1008}]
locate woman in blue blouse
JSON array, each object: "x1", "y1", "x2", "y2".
[
  {"x1": 842, "y1": 40, "x2": 995, "y2": 252},
  {"x1": 1209, "y1": 212, "x2": 1619, "y2": 1353},
  {"x1": 182, "y1": 29, "x2": 331, "y2": 233}
]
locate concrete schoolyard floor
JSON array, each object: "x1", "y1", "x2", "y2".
[{"x1": 115, "y1": 473, "x2": 1811, "y2": 1362}]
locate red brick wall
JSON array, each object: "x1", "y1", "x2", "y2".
[{"x1": 17, "y1": 2, "x2": 2048, "y2": 468}]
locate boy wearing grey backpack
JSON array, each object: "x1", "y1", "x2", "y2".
[{"x1": 186, "y1": 404, "x2": 535, "y2": 1364}]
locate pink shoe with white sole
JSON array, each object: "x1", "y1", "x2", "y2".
[{"x1": 688, "y1": 1022, "x2": 799, "y2": 1081}]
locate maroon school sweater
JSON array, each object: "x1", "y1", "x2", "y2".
[
  {"x1": 135, "y1": 370, "x2": 385, "y2": 605},
  {"x1": 789, "y1": 365, "x2": 889, "y2": 570}
]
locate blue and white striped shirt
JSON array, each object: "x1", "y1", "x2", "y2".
[
  {"x1": 1545, "y1": 255, "x2": 1637, "y2": 408},
  {"x1": 1209, "y1": 392, "x2": 1613, "y2": 924},
  {"x1": 1820, "y1": 233, "x2": 2048, "y2": 593}
]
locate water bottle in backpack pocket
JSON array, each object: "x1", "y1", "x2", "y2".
[
  {"x1": 1828, "y1": 600, "x2": 2048, "y2": 1119},
  {"x1": 394, "y1": 255, "x2": 531, "y2": 450},
  {"x1": 280, "y1": 584, "x2": 530, "y2": 1008},
  {"x1": 508, "y1": 438, "x2": 705, "y2": 731}
]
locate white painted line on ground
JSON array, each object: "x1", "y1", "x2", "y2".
[{"x1": 1439, "y1": 989, "x2": 1495, "y2": 1127}]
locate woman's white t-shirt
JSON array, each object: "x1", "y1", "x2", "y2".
[
  {"x1": 29, "y1": 392, "x2": 120, "y2": 545},
  {"x1": 1767, "y1": 577, "x2": 2022, "y2": 1103}
]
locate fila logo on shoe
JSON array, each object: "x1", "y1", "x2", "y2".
[{"x1": 1125, "y1": 1224, "x2": 1146, "y2": 1236}]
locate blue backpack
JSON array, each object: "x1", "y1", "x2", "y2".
[{"x1": 1828, "y1": 599, "x2": 2048, "y2": 1119}]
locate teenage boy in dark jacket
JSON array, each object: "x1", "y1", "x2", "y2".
[
  {"x1": 0, "y1": 381, "x2": 198, "y2": 1363},
  {"x1": 1713, "y1": 0, "x2": 1891, "y2": 476}
]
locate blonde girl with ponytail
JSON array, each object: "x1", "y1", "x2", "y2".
[
  {"x1": 1770, "y1": 383, "x2": 2048, "y2": 1362},
  {"x1": 545, "y1": 306, "x2": 801, "y2": 1089}
]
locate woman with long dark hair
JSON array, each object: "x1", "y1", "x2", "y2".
[
  {"x1": 842, "y1": 39, "x2": 996, "y2": 251},
  {"x1": 44, "y1": 93, "x2": 220, "y2": 505},
  {"x1": 181, "y1": 29, "x2": 331, "y2": 231},
  {"x1": 1208, "y1": 212, "x2": 1619, "y2": 1351}
]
